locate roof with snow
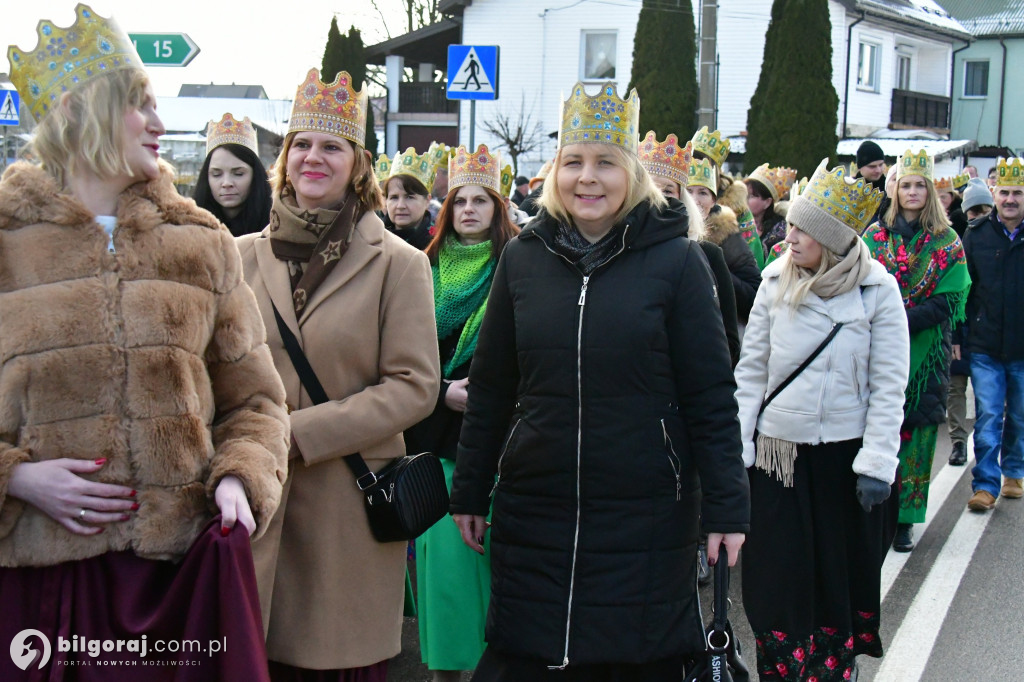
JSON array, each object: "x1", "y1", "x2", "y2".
[
  {"x1": 155, "y1": 96, "x2": 292, "y2": 136},
  {"x1": 936, "y1": 0, "x2": 1024, "y2": 36},
  {"x1": 842, "y1": 0, "x2": 970, "y2": 38}
]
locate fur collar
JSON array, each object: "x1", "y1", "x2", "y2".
[
  {"x1": 703, "y1": 204, "x2": 739, "y2": 246},
  {"x1": 717, "y1": 180, "x2": 750, "y2": 219},
  {"x1": 0, "y1": 161, "x2": 221, "y2": 233}
]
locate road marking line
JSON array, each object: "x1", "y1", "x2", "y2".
[
  {"x1": 879, "y1": 434, "x2": 974, "y2": 601},
  {"x1": 875, "y1": 494, "x2": 995, "y2": 680}
]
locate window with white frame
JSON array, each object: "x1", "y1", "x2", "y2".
[
  {"x1": 897, "y1": 54, "x2": 912, "y2": 90},
  {"x1": 857, "y1": 40, "x2": 881, "y2": 92},
  {"x1": 963, "y1": 60, "x2": 989, "y2": 98},
  {"x1": 580, "y1": 31, "x2": 617, "y2": 81}
]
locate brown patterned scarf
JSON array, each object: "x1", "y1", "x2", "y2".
[{"x1": 268, "y1": 187, "x2": 359, "y2": 315}]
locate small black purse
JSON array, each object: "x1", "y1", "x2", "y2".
[
  {"x1": 685, "y1": 544, "x2": 750, "y2": 682},
  {"x1": 272, "y1": 304, "x2": 449, "y2": 543}
]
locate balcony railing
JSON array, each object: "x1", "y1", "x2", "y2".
[
  {"x1": 398, "y1": 82, "x2": 459, "y2": 114},
  {"x1": 890, "y1": 89, "x2": 950, "y2": 133}
]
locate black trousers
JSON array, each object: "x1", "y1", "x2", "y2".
[{"x1": 472, "y1": 646, "x2": 686, "y2": 682}]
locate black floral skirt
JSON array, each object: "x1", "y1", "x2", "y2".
[{"x1": 742, "y1": 439, "x2": 899, "y2": 681}]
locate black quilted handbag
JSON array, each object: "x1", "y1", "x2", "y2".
[{"x1": 272, "y1": 303, "x2": 450, "y2": 543}]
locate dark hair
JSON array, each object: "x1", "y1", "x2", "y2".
[
  {"x1": 426, "y1": 185, "x2": 519, "y2": 263},
  {"x1": 385, "y1": 174, "x2": 430, "y2": 199},
  {"x1": 193, "y1": 144, "x2": 272, "y2": 237},
  {"x1": 745, "y1": 177, "x2": 781, "y2": 226}
]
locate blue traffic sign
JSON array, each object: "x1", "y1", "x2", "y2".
[
  {"x1": 0, "y1": 87, "x2": 19, "y2": 126},
  {"x1": 446, "y1": 45, "x2": 499, "y2": 101}
]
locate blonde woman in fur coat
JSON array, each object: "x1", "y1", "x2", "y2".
[
  {"x1": 0, "y1": 7, "x2": 289, "y2": 681},
  {"x1": 241, "y1": 69, "x2": 440, "y2": 681}
]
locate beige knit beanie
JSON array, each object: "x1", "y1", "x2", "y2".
[{"x1": 785, "y1": 159, "x2": 884, "y2": 255}]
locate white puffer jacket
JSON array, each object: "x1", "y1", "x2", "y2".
[{"x1": 734, "y1": 257, "x2": 910, "y2": 483}]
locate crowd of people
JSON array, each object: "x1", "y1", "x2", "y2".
[{"x1": 2, "y1": 5, "x2": 1023, "y2": 682}]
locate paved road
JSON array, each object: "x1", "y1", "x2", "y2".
[{"x1": 390, "y1": 421, "x2": 1018, "y2": 681}]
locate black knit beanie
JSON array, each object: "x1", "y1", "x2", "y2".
[{"x1": 856, "y1": 141, "x2": 884, "y2": 168}]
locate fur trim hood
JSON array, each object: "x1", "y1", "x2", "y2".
[
  {"x1": 717, "y1": 178, "x2": 750, "y2": 219},
  {"x1": 704, "y1": 204, "x2": 740, "y2": 247}
]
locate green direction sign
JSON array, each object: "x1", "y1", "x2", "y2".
[{"x1": 129, "y1": 33, "x2": 200, "y2": 67}]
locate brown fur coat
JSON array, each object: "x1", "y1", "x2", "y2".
[{"x1": 0, "y1": 162, "x2": 289, "y2": 567}]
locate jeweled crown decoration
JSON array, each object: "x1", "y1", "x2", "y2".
[
  {"x1": 897, "y1": 149, "x2": 934, "y2": 182},
  {"x1": 687, "y1": 156, "x2": 717, "y2": 195},
  {"x1": 952, "y1": 172, "x2": 971, "y2": 190},
  {"x1": 559, "y1": 81, "x2": 640, "y2": 153},
  {"x1": 387, "y1": 147, "x2": 437, "y2": 192},
  {"x1": 638, "y1": 132, "x2": 693, "y2": 187},
  {"x1": 934, "y1": 176, "x2": 953, "y2": 192},
  {"x1": 374, "y1": 154, "x2": 392, "y2": 183},
  {"x1": 206, "y1": 113, "x2": 258, "y2": 157},
  {"x1": 748, "y1": 163, "x2": 798, "y2": 203},
  {"x1": 449, "y1": 144, "x2": 502, "y2": 194},
  {"x1": 8, "y1": 4, "x2": 140, "y2": 122},
  {"x1": 428, "y1": 142, "x2": 451, "y2": 171},
  {"x1": 690, "y1": 127, "x2": 731, "y2": 168},
  {"x1": 288, "y1": 68, "x2": 367, "y2": 146},
  {"x1": 500, "y1": 164, "x2": 514, "y2": 198},
  {"x1": 995, "y1": 158, "x2": 1024, "y2": 187},
  {"x1": 799, "y1": 159, "x2": 883, "y2": 234}
]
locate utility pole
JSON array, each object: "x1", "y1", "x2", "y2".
[{"x1": 697, "y1": 0, "x2": 718, "y2": 131}]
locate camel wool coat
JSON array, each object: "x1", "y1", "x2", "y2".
[
  {"x1": 0, "y1": 162, "x2": 289, "y2": 567},
  {"x1": 239, "y1": 209, "x2": 440, "y2": 670}
]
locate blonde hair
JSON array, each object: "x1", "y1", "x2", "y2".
[
  {"x1": 773, "y1": 227, "x2": 842, "y2": 311},
  {"x1": 31, "y1": 68, "x2": 150, "y2": 187},
  {"x1": 678, "y1": 185, "x2": 707, "y2": 241},
  {"x1": 270, "y1": 131, "x2": 384, "y2": 212},
  {"x1": 884, "y1": 175, "x2": 951, "y2": 234},
  {"x1": 539, "y1": 144, "x2": 667, "y2": 226}
]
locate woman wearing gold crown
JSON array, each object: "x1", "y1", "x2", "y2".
[
  {"x1": 862, "y1": 150, "x2": 970, "y2": 553},
  {"x1": 735, "y1": 159, "x2": 909, "y2": 682},
  {"x1": 686, "y1": 156, "x2": 763, "y2": 325},
  {"x1": 404, "y1": 144, "x2": 520, "y2": 682},
  {"x1": 238, "y1": 67, "x2": 439, "y2": 680},
  {"x1": 746, "y1": 163, "x2": 796, "y2": 255},
  {"x1": 449, "y1": 82, "x2": 748, "y2": 679},
  {"x1": 0, "y1": 6, "x2": 289, "y2": 680},
  {"x1": 379, "y1": 147, "x2": 439, "y2": 250},
  {"x1": 194, "y1": 113, "x2": 272, "y2": 237}
]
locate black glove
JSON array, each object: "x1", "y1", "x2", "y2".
[{"x1": 856, "y1": 475, "x2": 891, "y2": 512}]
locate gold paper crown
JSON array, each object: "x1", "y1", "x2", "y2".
[
  {"x1": 289, "y1": 68, "x2": 367, "y2": 146},
  {"x1": 690, "y1": 127, "x2": 731, "y2": 168},
  {"x1": 798, "y1": 159, "x2": 884, "y2": 234},
  {"x1": 428, "y1": 142, "x2": 451, "y2": 171},
  {"x1": 952, "y1": 172, "x2": 971, "y2": 190},
  {"x1": 934, "y1": 176, "x2": 953, "y2": 192},
  {"x1": 996, "y1": 158, "x2": 1024, "y2": 187},
  {"x1": 387, "y1": 147, "x2": 437, "y2": 192},
  {"x1": 7, "y1": 4, "x2": 140, "y2": 122},
  {"x1": 206, "y1": 113, "x2": 258, "y2": 157},
  {"x1": 748, "y1": 163, "x2": 798, "y2": 203},
  {"x1": 687, "y1": 156, "x2": 718, "y2": 195},
  {"x1": 449, "y1": 144, "x2": 502, "y2": 194},
  {"x1": 374, "y1": 154, "x2": 392, "y2": 183},
  {"x1": 559, "y1": 81, "x2": 640, "y2": 153},
  {"x1": 897, "y1": 149, "x2": 934, "y2": 182},
  {"x1": 638, "y1": 132, "x2": 693, "y2": 187},
  {"x1": 500, "y1": 164, "x2": 514, "y2": 198}
]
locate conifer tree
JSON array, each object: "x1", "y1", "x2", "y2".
[
  {"x1": 745, "y1": 0, "x2": 837, "y2": 176},
  {"x1": 627, "y1": 0, "x2": 698, "y2": 138},
  {"x1": 322, "y1": 20, "x2": 379, "y2": 153}
]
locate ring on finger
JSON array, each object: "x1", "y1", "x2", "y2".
[{"x1": 79, "y1": 508, "x2": 87, "y2": 520}]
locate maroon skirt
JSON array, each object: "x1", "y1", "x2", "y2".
[{"x1": 0, "y1": 518, "x2": 270, "y2": 682}]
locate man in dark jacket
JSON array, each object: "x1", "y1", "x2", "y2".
[{"x1": 964, "y1": 164, "x2": 1024, "y2": 511}]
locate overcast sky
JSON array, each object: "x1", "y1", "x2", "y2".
[{"x1": 3, "y1": 1, "x2": 407, "y2": 100}]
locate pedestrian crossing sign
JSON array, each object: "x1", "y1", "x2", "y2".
[
  {"x1": 446, "y1": 45, "x2": 499, "y2": 101},
  {"x1": 0, "y1": 87, "x2": 19, "y2": 126}
]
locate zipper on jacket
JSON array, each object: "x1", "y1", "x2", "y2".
[
  {"x1": 490, "y1": 418, "x2": 523, "y2": 498},
  {"x1": 817, "y1": 333, "x2": 837, "y2": 442},
  {"x1": 853, "y1": 355, "x2": 863, "y2": 403},
  {"x1": 661, "y1": 419, "x2": 682, "y2": 502},
  {"x1": 537, "y1": 226, "x2": 629, "y2": 670}
]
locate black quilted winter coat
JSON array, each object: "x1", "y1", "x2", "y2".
[{"x1": 449, "y1": 200, "x2": 750, "y2": 668}]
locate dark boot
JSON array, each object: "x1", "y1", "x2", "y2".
[
  {"x1": 949, "y1": 441, "x2": 967, "y2": 466},
  {"x1": 893, "y1": 522, "x2": 915, "y2": 552},
  {"x1": 697, "y1": 542, "x2": 711, "y2": 585}
]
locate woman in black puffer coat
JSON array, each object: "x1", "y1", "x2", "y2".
[{"x1": 449, "y1": 82, "x2": 749, "y2": 681}]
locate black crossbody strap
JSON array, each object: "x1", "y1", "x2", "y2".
[
  {"x1": 271, "y1": 302, "x2": 375, "y2": 487},
  {"x1": 759, "y1": 322, "x2": 844, "y2": 416}
]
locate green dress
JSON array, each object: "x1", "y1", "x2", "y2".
[{"x1": 863, "y1": 220, "x2": 969, "y2": 524}]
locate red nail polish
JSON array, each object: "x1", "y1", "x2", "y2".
[
  {"x1": 129, "y1": 490, "x2": 137, "y2": 497},
  {"x1": 120, "y1": 514, "x2": 130, "y2": 521},
  {"x1": 96, "y1": 528, "x2": 105, "y2": 534},
  {"x1": 94, "y1": 458, "x2": 107, "y2": 466},
  {"x1": 130, "y1": 502, "x2": 139, "y2": 511},
  {"x1": 220, "y1": 526, "x2": 230, "y2": 537}
]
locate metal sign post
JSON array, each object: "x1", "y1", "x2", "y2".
[{"x1": 446, "y1": 45, "x2": 500, "y2": 149}]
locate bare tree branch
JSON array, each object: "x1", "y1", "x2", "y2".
[
  {"x1": 481, "y1": 93, "x2": 546, "y2": 178},
  {"x1": 369, "y1": 0, "x2": 393, "y2": 40}
]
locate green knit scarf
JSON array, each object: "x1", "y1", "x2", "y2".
[{"x1": 433, "y1": 237, "x2": 495, "y2": 378}]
